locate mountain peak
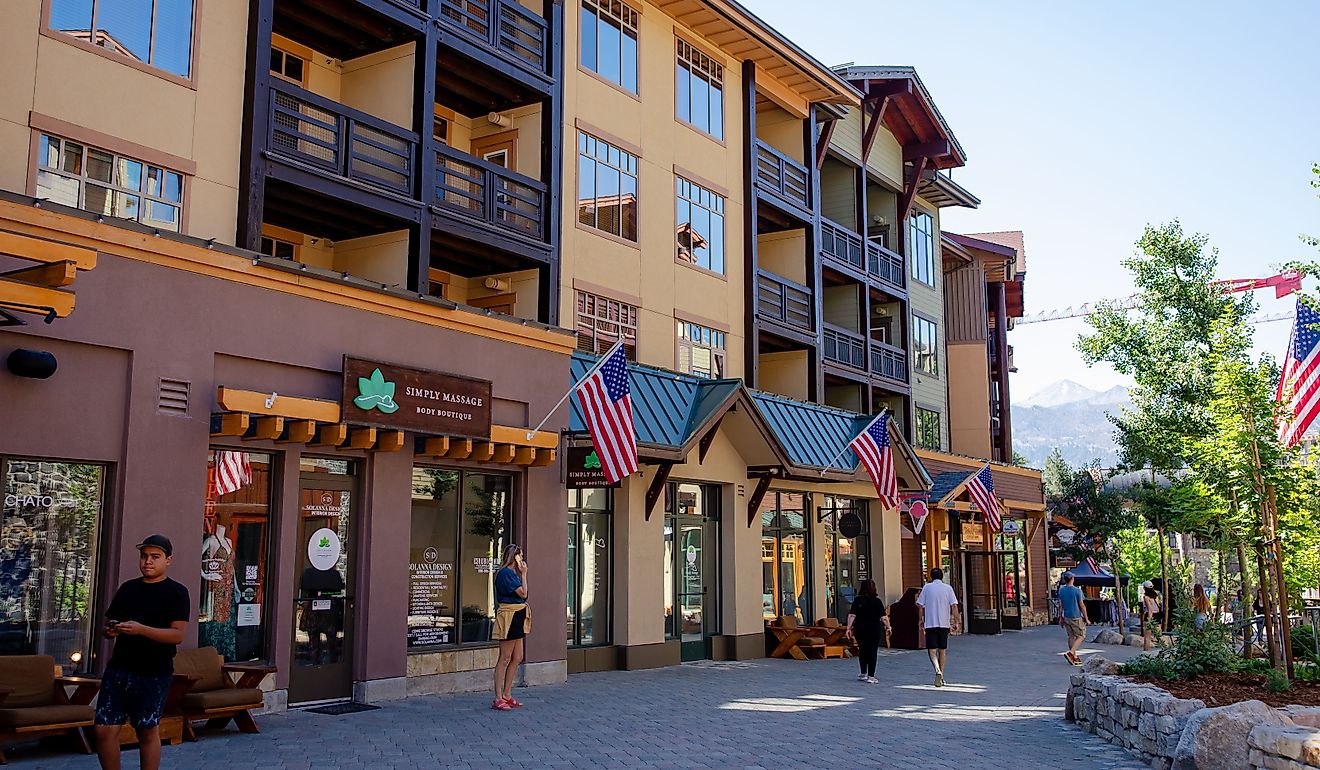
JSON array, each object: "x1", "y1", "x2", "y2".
[{"x1": 1023, "y1": 379, "x2": 1099, "y2": 407}]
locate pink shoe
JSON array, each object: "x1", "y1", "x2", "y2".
[
  {"x1": 506, "y1": 697, "x2": 524, "y2": 708},
  {"x1": 491, "y1": 698, "x2": 512, "y2": 711}
]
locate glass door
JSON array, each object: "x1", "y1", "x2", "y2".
[
  {"x1": 999, "y1": 551, "x2": 1022, "y2": 630},
  {"x1": 664, "y1": 482, "x2": 719, "y2": 662},
  {"x1": 677, "y1": 521, "x2": 706, "y2": 661},
  {"x1": 290, "y1": 463, "x2": 355, "y2": 703},
  {"x1": 963, "y1": 550, "x2": 1002, "y2": 635}
]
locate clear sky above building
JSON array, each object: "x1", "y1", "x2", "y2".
[{"x1": 752, "y1": 0, "x2": 1320, "y2": 399}]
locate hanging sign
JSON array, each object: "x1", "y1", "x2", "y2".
[
  {"x1": 307, "y1": 527, "x2": 341, "y2": 571},
  {"x1": 565, "y1": 444, "x2": 618, "y2": 489},
  {"x1": 838, "y1": 511, "x2": 863, "y2": 539},
  {"x1": 342, "y1": 356, "x2": 491, "y2": 438},
  {"x1": 961, "y1": 520, "x2": 985, "y2": 546}
]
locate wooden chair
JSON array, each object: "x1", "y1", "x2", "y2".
[
  {"x1": 171, "y1": 647, "x2": 274, "y2": 742},
  {"x1": 767, "y1": 616, "x2": 827, "y2": 660},
  {"x1": 816, "y1": 618, "x2": 857, "y2": 657},
  {"x1": 0, "y1": 655, "x2": 100, "y2": 764}
]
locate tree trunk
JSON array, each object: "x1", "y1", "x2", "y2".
[
  {"x1": 1237, "y1": 538, "x2": 1253, "y2": 600},
  {"x1": 1216, "y1": 547, "x2": 1227, "y2": 618},
  {"x1": 1266, "y1": 486, "x2": 1294, "y2": 678},
  {"x1": 1257, "y1": 543, "x2": 1280, "y2": 668},
  {"x1": 1158, "y1": 521, "x2": 1170, "y2": 632}
]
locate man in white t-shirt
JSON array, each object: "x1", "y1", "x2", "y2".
[{"x1": 916, "y1": 567, "x2": 961, "y2": 687}]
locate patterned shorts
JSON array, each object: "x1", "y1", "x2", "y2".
[{"x1": 94, "y1": 667, "x2": 172, "y2": 729}]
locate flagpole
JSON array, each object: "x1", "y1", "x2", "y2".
[
  {"x1": 820, "y1": 407, "x2": 888, "y2": 476},
  {"x1": 526, "y1": 339, "x2": 625, "y2": 440}
]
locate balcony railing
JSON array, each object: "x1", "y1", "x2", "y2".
[
  {"x1": 269, "y1": 80, "x2": 416, "y2": 196},
  {"x1": 820, "y1": 218, "x2": 864, "y2": 272},
  {"x1": 439, "y1": 0, "x2": 549, "y2": 73},
  {"x1": 434, "y1": 144, "x2": 547, "y2": 240},
  {"x1": 870, "y1": 340, "x2": 908, "y2": 383},
  {"x1": 867, "y1": 241, "x2": 905, "y2": 293},
  {"x1": 754, "y1": 140, "x2": 809, "y2": 212},
  {"x1": 757, "y1": 269, "x2": 812, "y2": 332},
  {"x1": 822, "y1": 324, "x2": 866, "y2": 370}
]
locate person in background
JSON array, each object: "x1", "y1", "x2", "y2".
[
  {"x1": 1252, "y1": 589, "x2": 1266, "y2": 643},
  {"x1": 1058, "y1": 573, "x2": 1089, "y2": 665},
  {"x1": 491, "y1": 544, "x2": 529, "y2": 711},
  {"x1": 1192, "y1": 583, "x2": 1211, "y2": 629},
  {"x1": 916, "y1": 568, "x2": 960, "y2": 688},
  {"x1": 844, "y1": 579, "x2": 889, "y2": 684},
  {"x1": 1141, "y1": 582, "x2": 1161, "y2": 651},
  {"x1": 95, "y1": 535, "x2": 190, "y2": 770}
]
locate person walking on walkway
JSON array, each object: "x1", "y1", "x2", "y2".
[
  {"x1": 1192, "y1": 583, "x2": 1211, "y2": 628},
  {"x1": 492, "y1": 543, "x2": 530, "y2": 711},
  {"x1": 845, "y1": 579, "x2": 889, "y2": 683},
  {"x1": 916, "y1": 567, "x2": 960, "y2": 687},
  {"x1": 94, "y1": 535, "x2": 190, "y2": 770},
  {"x1": 1140, "y1": 582, "x2": 1161, "y2": 651},
  {"x1": 1058, "y1": 572, "x2": 1089, "y2": 665}
]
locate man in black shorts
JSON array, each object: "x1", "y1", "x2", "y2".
[
  {"x1": 95, "y1": 534, "x2": 190, "y2": 770},
  {"x1": 916, "y1": 567, "x2": 961, "y2": 687}
]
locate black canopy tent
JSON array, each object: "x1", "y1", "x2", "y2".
[{"x1": 1063, "y1": 560, "x2": 1130, "y2": 588}]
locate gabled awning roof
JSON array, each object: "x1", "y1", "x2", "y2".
[
  {"x1": 834, "y1": 65, "x2": 967, "y2": 170},
  {"x1": 917, "y1": 172, "x2": 980, "y2": 209}
]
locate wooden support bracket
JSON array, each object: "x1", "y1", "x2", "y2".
[
  {"x1": 348, "y1": 427, "x2": 377, "y2": 450},
  {"x1": 861, "y1": 95, "x2": 890, "y2": 163},
  {"x1": 815, "y1": 119, "x2": 837, "y2": 169},
  {"x1": 491, "y1": 444, "x2": 516, "y2": 464},
  {"x1": 421, "y1": 437, "x2": 450, "y2": 457},
  {"x1": 210, "y1": 413, "x2": 250, "y2": 437},
  {"x1": 644, "y1": 462, "x2": 674, "y2": 521},
  {"x1": 512, "y1": 446, "x2": 536, "y2": 465},
  {"x1": 310, "y1": 423, "x2": 348, "y2": 448},
  {"x1": 0, "y1": 260, "x2": 77, "y2": 287},
  {"x1": 747, "y1": 474, "x2": 775, "y2": 528},
  {"x1": 444, "y1": 439, "x2": 473, "y2": 459},
  {"x1": 277, "y1": 420, "x2": 318, "y2": 444},
  {"x1": 698, "y1": 418, "x2": 722, "y2": 464},
  {"x1": 245, "y1": 416, "x2": 284, "y2": 441},
  {"x1": 898, "y1": 155, "x2": 929, "y2": 223},
  {"x1": 470, "y1": 441, "x2": 496, "y2": 462},
  {"x1": 530, "y1": 448, "x2": 556, "y2": 467},
  {"x1": 373, "y1": 430, "x2": 405, "y2": 452}
]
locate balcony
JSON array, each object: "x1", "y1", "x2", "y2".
[
  {"x1": 437, "y1": 0, "x2": 553, "y2": 113},
  {"x1": 757, "y1": 269, "x2": 813, "y2": 337},
  {"x1": 820, "y1": 218, "x2": 864, "y2": 275},
  {"x1": 822, "y1": 324, "x2": 866, "y2": 370},
  {"x1": 434, "y1": 144, "x2": 547, "y2": 245},
  {"x1": 870, "y1": 341, "x2": 908, "y2": 384},
  {"x1": 866, "y1": 241, "x2": 905, "y2": 295},
  {"x1": 754, "y1": 140, "x2": 810, "y2": 217}
]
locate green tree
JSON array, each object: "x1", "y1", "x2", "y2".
[{"x1": 1043, "y1": 448, "x2": 1071, "y2": 498}]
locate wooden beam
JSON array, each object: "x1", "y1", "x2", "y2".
[
  {"x1": 373, "y1": 430, "x2": 405, "y2": 452},
  {"x1": 0, "y1": 230, "x2": 97, "y2": 269},
  {"x1": 0, "y1": 260, "x2": 76, "y2": 287},
  {"x1": 898, "y1": 155, "x2": 929, "y2": 223},
  {"x1": 512, "y1": 446, "x2": 536, "y2": 465},
  {"x1": 310, "y1": 423, "x2": 348, "y2": 448},
  {"x1": 644, "y1": 462, "x2": 674, "y2": 521},
  {"x1": 491, "y1": 444, "x2": 516, "y2": 464},
  {"x1": 348, "y1": 427, "x2": 377, "y2": 450},
  {"x1": 277, "y1": 420, "x2": 317, "y2": 444},
  {"x1": 0, "y1": 279, "x2": 74, "y2": 317},
  {"x1": 470, "y1": 441, "x2": 496, "y2": 462},
  {"x1": 698, "y1": 418, "x2": 722, "y2": 464},
  {"x1": 814, "y1": 119, "x2": 836, "y2": 169},
  {"x1": 490, "y1": 425, "x2": 559, "y2": 449},
  {"x1": 861, "y1": 95, "x2": 891, "y2": 163},
  {"x1": 444, "y1": 439, "x2": 473, "y2": 459},
  {"x1": 217, "y1": 387, "x2": 341, "y2": 423},
  {"x1": 753, "y1": 66, "x2": 809, "y2": 119},
  {"x1": 210, "y1": 412, "x2": 250, "y2": 437},
  {"x1": 866, "y1": 80, "x2": 912, "y2": 100},
  {"x1": 421, "y1": 437, "x2": 450, "y2": 457},
  {"x1": 529, "y1": 448, "x2": 556, "y2": 467},
  {"x1": 746, "y1": 474, "x2": 775, "y2": 528},
  {"x1": 245, "y1": 416, "x2": 284, "y2": 441},
  {"x1": 902, "y1": 139, "x2": 950, "y2": 161}
]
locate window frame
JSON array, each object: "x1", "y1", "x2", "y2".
[
  {"x1": 820, "y1": 496, "x2": 870, "y2": 622},
  {"x1": 42, "y1": 0, "x2": 199, "y2": 86},
  {"x1": 912, "y1": 313, "x2": 939, "y2": 377},
  {"x1": 675, "y1": 319, "x2": 726, "y2": 379},
  {"x1": 675, "y1": 37, "x2": 725, "y2": 142},
  {"x1": 567, "y1": 488, "x2": 613, "y2": 648},
  {"x1": 578, "y1": 0, "x2": 640, "y2": 96},
  {"x1": 407, "y1": 465, "x2": 517, "y2": 652},
  {"x1": 674, "y1": 175, "x2": 726, "y2": 275},
  {"x1": 576, "y1": 290, "x2": 638, "y2": 360},
  {"x1": 914, "y1": 406, "x2": 942, "y2": 451},
  {"x1": 34, "y1": 132, "x2": 186, "y2": 232},
  {"x1": 759, "y1": 490, "x2": 812, "y2": 624},
  {"x1": 576, "y1": 131, "x2": 640, "y2": 244},
  {"x1": 908, "y1": 209, "x2": 936, "y2": 287}
]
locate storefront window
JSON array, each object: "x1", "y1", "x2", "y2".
[
  {"x1": 995, "y1": 523, "x2": 1030, "y2": 608},
  {"x1": 200, "y1": 450, "x2": 274, "y2": 662},
  {"x1": 408, "y1": 467, "x2": 512, "y2": 649},
  {"x1": 663, "y1": 482, "x2": 719, "y2": 655},
  {"x1": 567, "y1": 488, "x2": 611, "y2": 647},
  {"x1": 821, "y1": 496, "x2": 869, "y2": 622},
  {"x1": 760, "y1": 491, "x2": 810, "y2": 623},
  {"x1": 1, "y1": 458, "x2": 104, "y2": 671}
]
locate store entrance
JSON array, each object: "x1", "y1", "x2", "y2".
[
  {"x1": 664, "y1": 482, "x2": 720, "y2": 662},
  {"x1": 289, "y1": 463, "x2": 356, "y2": 703},
  {"x1": 963, "y1": 550, "x2": 1002, "y2": 635}
]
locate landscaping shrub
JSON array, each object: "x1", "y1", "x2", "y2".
[
  {"x1": 1266, "y1": 667, "x2": 1292, "y2": 693},
  {"x1": 1117, "y1": 609, "x2": 1246, "y2": 680}
]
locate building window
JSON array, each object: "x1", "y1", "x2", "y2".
[
  {"x1": 36, "y1": 134, "x2": 184, "y2": 231},
  {"x1": 676, "y1": 320, "x2": 725, "y2": 379},
  {"x1": 577, "y1": 133, "x2": 638, "y2": 241},
  {"x1": 408, "y1": 468, "x2": 514, "y2": 649},
  {"x1": 915, "y1": 407, "x2": 941, "y2": 451},
  {"x1": 567, "y1": 488, "x2": 612, "y2": 647},
  {"x1": 49, "y1": 0, "x2": 194, "y2": 77},
  {"x1": 1, "y1": 458, "x2": 105, "y2": 672},
  {"x1": 676, "y1": 39, "x2": 724, "y2": 140},
  {"x1": 912, "y1": 315, "x2": 939, "y2": 376},
  {"x1": 270, "y1": 47, "x2": 307, "y2": 85},
  {"x1": 200, "y1": 450, "x2": 273, "y2": 662},
  {"x1": 994, "y1": 527, "x2": 1030, "y2": 609},
  {"x1": 759, "y1": 491, "x2": 810, "y2": 623},
  {"x1": 909, "y1": 210, "x2": 935, "y2": 286},
  {"x1": 579, "y1": 0, "x2": 638, "y2": 93},
  {"x1": 576, "y1": 291, "x2": 637, "y2": 359},
  {"x1": 260, "y1": 236, "x2": 297, "y2": 261},
  {"x1": 675, "y1": 177, "x2": 725, "y2": 274},
  {"x1": 821, "y1": 497, "x2": 869, "y2": 623}
]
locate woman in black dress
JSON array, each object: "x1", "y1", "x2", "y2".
[{"x1": 845, "y1": 580, "x2": 889, "y2": 683}]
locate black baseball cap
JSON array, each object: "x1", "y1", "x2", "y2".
[{"x1": 135, "y1": 534, "x2": 173, "y2": 556}]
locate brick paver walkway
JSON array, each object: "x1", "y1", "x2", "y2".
[{"x1": 19, "y1": 626, "x2": 1148, "y2": 769}]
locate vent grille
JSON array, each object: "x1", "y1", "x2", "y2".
[{"x1": 158, "y1": 378, "x2": 190, "y2": 415}]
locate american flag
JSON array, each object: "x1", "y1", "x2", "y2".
[
  {"x1": 848, "y1": 413, "x2": 899, "y2": 509},
  {"x1": 575, "y1": 343, "x2": 638, "y2": 484},
  {"x1": 965, "y1": 464, "x2": 1002, "y2": 532},
  {"x1": 1277, "y1": 299, "x2": 1320, "y2": 448},
  {"x1": 1085, "y1": 556, "x2": 1100, "y2": 573},
  {"x1": 213, "y1": 450, "x2": 251, "y2": 496}
]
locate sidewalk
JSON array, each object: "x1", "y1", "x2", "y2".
[{"x1": 19, "y1": 626, "x2": 1147, "y2": 769}]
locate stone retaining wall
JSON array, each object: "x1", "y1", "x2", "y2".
[
  {"x1": 1252, "y1": 720, "x2": 1320, "y2": 770},
  {"x1": 1068, "y1": 671, "x2": 1202, "y2": 769}
]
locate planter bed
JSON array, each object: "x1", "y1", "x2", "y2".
[{"x1": 1133, "y1": 672, "x2": 1320, "y2": 708}]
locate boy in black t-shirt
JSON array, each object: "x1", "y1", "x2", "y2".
[{"x1": 95, "y1": 534, "x2": 191, "y2": 770}]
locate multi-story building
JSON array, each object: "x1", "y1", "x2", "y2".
[{"x1": 0, "y1": 0, "x2": 576, "y2": 710}]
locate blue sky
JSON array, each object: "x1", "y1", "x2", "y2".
[{"x1": 752, "y1": 0, "x2": 1320, "y2": 400}]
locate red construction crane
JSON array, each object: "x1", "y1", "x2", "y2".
[{"x1": 1017, "y1": 270, "x2": 1303, "y2": 325}]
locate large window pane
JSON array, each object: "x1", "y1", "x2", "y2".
[
  {"x1": 708, "y1": 82, "x2": 723, "y2": 140},
  {"x1": 578, "y1": 5, "x2": 597, "y2": 71},
  {"x1": 408, "y1": 469, "x2": 459, "y2": 648},
  {"x1": 597, "y1": 17, "x2": 620, "y2": 84},
  {"x1": 620, "y1": 31, "x2": 637, "y2": 92},
  {"x1": 152, "y1": 0, "x2": 194, "y2": 76},
  {"x1": 578, "y1": 511, "x2": 610, "y2": 645},
  {"x1": 676, "y1": 64, "x2": 690, "y2": 123},
  {"x1": 96, "y1": 0, "x2": 153, "y2": 64},
  {"x1": 200, "y1": 451, "x2": 273, "y2": 662},
  {"x1": 690, "y1": 75, "x2": 709, "y2": 133},
  {"x1": 1, "y1": 459, "x2": 104, "y2": 672},
  {"x1": 50, "y1": 0, "x2": 94, "y2": 33},
  {"x1": 457, "y1": 473, "x2": 510, "y2": 643}
]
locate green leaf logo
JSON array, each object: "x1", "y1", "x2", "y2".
[
  {"x1": 318, "y1": 536, "x2": 330, "y2": 548},
  {"x1": 584, "y1": 451, "x2": 602, "y2": 469},
  {"x1": 353, "y1": 368, "x2": 399, "y2": 414}
]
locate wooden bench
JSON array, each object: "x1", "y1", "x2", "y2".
[
  {"x1": 0, "y1": 655, "x2": 100, "y2": 764},
  {"x1": 172, "y1": 647, "x2": 274, "y2": 742},
  {"x1": 768, "y1": 616, "x2": 828, "y2": 660}
]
